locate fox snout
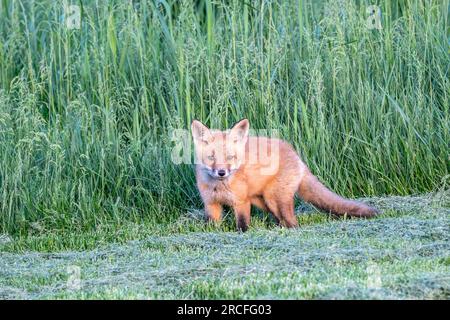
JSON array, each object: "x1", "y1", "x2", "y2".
[{"x1": 212, "y1": 168, "x2": 231, "y2": 179}]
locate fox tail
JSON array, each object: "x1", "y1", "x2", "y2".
[{"x1": 298, "y1": 170, "x2": 378, "y2": 217}]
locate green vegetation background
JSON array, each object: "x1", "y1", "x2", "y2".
[{"x1": 0, "y1": 0, "x2": 448, "y2": 237}]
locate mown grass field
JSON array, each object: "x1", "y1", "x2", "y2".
[
  {"x1": 1, "y1": 194, "x2": 449, "y2": 299},
  {"x1": 0, "y1": 0, "x2": 449, "y2": 299}
]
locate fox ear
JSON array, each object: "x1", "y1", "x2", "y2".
[
  {"x1": 191, "y1": 120, "x2": 213, "y2": 144},
  {"x1": 229, "y1": 119, "x2": 250, "y2": 142}
]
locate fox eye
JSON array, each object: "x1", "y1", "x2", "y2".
[
  {"x1": 226, "y1": 155, "x2": 236, "y2": 161},
  {"x1": 207, "y1": 155, "x2": 215, "y2": 161}
]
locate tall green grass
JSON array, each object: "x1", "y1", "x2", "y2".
[{"x1": 0, "y1": 0, "x2": 448, "y2": 235}]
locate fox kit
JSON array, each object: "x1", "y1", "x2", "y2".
[{"x1": 191, "y1": 119, "x2": 378, "y2": 231}]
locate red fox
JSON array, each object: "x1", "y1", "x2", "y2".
[{"x1": 191, "y1": 119, "x2": 379, "y2": 231}]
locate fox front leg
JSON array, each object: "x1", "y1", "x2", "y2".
[
  {"x1": 233, "y1": 201, "x2": 251, "y2": 232},
  {"x1": 205, "y1": 203, "x2": 223, "y2": 224}
]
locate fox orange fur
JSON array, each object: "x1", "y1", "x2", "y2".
[{"x1": 191, "y1": 119, "x2": 378, "y2": 232}]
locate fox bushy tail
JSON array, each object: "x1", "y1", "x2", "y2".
[{"x1": 298, "y1": 170, "x2": 378, "y2": 217}]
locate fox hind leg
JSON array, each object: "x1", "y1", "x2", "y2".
[
  {"x1": 251, "y1": 196, "x2": 281, "y2": 225},
  {"x1": 263, "y1": 181, "x2": 299, "y2": 228},
  {"x1": 278, "y1": 197, "x2": 298, "y2": 228},
  {"x1": 251, "y1": 196, "x2": 269, "y2": 212},
  {"x1": 262, "y1": 195, "x2": 283, "y2": 225}
]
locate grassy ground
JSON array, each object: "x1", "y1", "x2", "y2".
[{"x1": 1, "y1": 194, "x2": 448, "y2": 299}]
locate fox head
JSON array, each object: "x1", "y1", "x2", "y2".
[{"x1": 191, "y1": 119, "x2": 249, "y2": 180}]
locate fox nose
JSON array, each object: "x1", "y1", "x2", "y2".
[{"x1": 217, "y1": 169, "x2": 226, "y2": 177}]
